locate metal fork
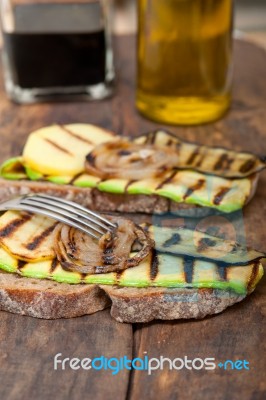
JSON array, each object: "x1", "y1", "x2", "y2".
[{"x1": 0, "y1": 194, "x2": 116, "y2": 239}]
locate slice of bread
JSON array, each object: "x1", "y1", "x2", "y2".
[
  {"x1": 0, "y1": 270, "x2": 257, "y2": 322},
  {"x1": 101, "y1": 286, "x2": 247, "y2": 323},
  {"x1": 0, "y1": 178, "x2": 215, "y2": 217},
  {"x1": 0, "y1": 199, "x2": 264, "y2": 322},
  {"x1": 0, "y1": 270, "x2": 110, "y2": 319}
]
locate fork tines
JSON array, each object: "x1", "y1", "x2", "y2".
[{"x1": 15, "y1": 194, "x2": 115, "y2": 239}]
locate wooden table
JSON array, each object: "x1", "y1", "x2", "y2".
[{"x1": 0, "y1": 36, "x2": 265, "y2": 400}]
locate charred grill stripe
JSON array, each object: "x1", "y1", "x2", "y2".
[
  {"x1": 68, "y1": 239, "x2": 77, "y2": 254},
  {"x1": 247, "y1": 261, "x2": 260, "y2": 292},
  {"x1": 150, "y1": 248, "x2": 159, "y2": 280},
  {"x1": 58, "y1": 238, "x2": 76, "y2": 272},
  {"x1": 69, "y1": 172, "x2": 83, "y2": 185},
  {"x1": 163, "y1": 233, "x2": 181, "y2": 248},
  {"x1": 0, "y1": 214, "x2": 32, "y2": 238},
  {"x1": 156, "y1": 170, "x2": 178, "y2": 190},
  {"x1": 118, "y1": 150, "x2": 132, "y2": 156},
  {"x1": 59, "y1": 125, "x2": 93, "y2": 144},
  {"x1": 150, "y1": 131, "x2": 157, "y2": 144},
  {"x1": 25, "y1": 223, "x2": 57, "y2": 251},
  {"x1": 195, "y1": 154, "x2": 205, "y2": 167},
  {"x1": 86, "y1": 152, "x2": 96, "y2": 166},
  {"x1": 183, "y1": 179, "x2": 205, "y2": 200},
  {"x1": 240, "y1": 158, "x2": 256, "y2": 173},
  {"x1": 183, "y1": 256, "x2": 194, "y2": 284},
  {"x1": 226, "y1": 158, "x2": 234, "y2": 170},
  {"x1": 125, "y1": 180, "x2": 136, "y2": 192},
  {"x1": 187, "y1": 147, "x2": 200, "y2": 165},
  {"x1": 44, "y1": 138, "x2": 73, "y2": 156},
  {"x1": 116, "y1": 270, "x2": 125, "y2": 283},
  {"x1": 102, "y1": 229, "x2": 116, "y2": 264},
  {"x1": 197, "y1": 237, "x2": 217, "y2": 252},
  {"x1": 217, "y1": 265, "x2": 227, "y2": 281},
  {"x1": 18, "y1": 260, "x2": 26, "y2": 270},
  {"x1": 144, "y1": 131, "x2": 158, "y2": 145},
  {"x1": 61, "y1": 260, "x2": 77, "y2": 272},
  {"x1": 215, "y1": 154, "x2": 234, "y2": 171},
  {"x1": 213, "y1": 187, "x2": 230, "y2": 205},
  {"x1": 214, "y1": 153, "x2": 229, "y2": 170},
  {"x1": 50, "y1": 257, "x2": 59, "y2": 273}
]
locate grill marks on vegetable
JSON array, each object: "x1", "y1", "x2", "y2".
[
  {"x1": 247, "y1": 261, "x2": 260, "y2": 291},
  {"x1": 197, "y1": 238, "x2": 217, "y2": 252},
  {"x1": 183, "y1": 179, "x2": 205, "y2": 200},
  {"x1": 150, "y1": 249, "x2": 159, "y2": 280},
  {"x1": 50, "y1": 257, "x2": 59, "y2": 273},
  {"x1": 9, "y1": 237, "x2": 263, "y2": 293},
  {"x1": 156, "y1": 170, "x2": 178, "y2": 190},
  {"x1": 18, "y1": 260, "x2": 26, "y2": 270},
  {"x1": 85, "y1": 152, "x2": 96, "y2": 166},
  {"x1": 187, "y1": 147, "x2": 200, "y2": 165},
  {"x1": 183, "y1": 256, "x2": 195, "y2": 284},
  {"x1": 15, "y1": 249, "x2": 261, "y2": 292},
  {"x1": 217, "y1": 265, "x2": 227, "y2": 281},
  {"x1": 101, "y1": 228, "x2": 116, "y2": 265},
  {"x1": 214, "y1": 153, "x2": 233, "y2": 171},
  {"x1": 213, "y1": 187, "x2": 230, "y2": 205},
  {"x1": 162, "y1": 233, "x2": 181, "y2": 248},
  {"x1": 125, "y1": 180, "x2": 136, "y2": 192},
  {"x1": 240, "y1": 158, "x2": 256, "y2": 173},
  {"x1": 69, "y1": 172, "x2": 84, "y2": 185},
  {"x1": 53, "y1": 219, "x2": 154, "y2": 274},
  {"x1": 115, "y1": 270, "x2": 125, "y2": 283},
  {"x1": 81, "y1": 130, "x2": 264, "y2": 210},
  {"x1": 44, "y1": 138, "x2": 73, "y2": 156},
  {"x1": 136, "y1": 130, "x2": 266, "y2": 178},
  {"x1": 26, "y1": 223, "x2": 57, "y2": 251},
  {"x1": 144, "y1": 131, "x2": 157, "y2": 145},
  {"x1": 59, "y1": 125, "x2": 93, "y2": 145},
  {"x1": 0, "y1": 209, "x2": 263, "y2": 292},
  {"x1": 0, "y1": 213, "x2": 32, "y2": 238}
]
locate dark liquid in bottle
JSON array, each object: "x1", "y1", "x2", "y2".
[{"x1": 4, "y1": 31, "x2": 106, "y2": 88}]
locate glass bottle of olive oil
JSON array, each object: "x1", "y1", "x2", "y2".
[{"x1": 136, "y1": 0, "x2": 233, "y2": 125}]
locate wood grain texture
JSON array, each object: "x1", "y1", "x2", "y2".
[
  {"x1": 0, "y1": 309, "x2": 132, "y2": 400},
  {"x1": 0, "y1": 36, "x2": 265, "y2": 399}
]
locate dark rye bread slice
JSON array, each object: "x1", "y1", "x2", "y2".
[
  {"x1": 0, "y1": 271, "x2": 110, "y2": 319},
  {"x1": 0, "y1": 178, "x2": 211, "y2": 216},
  {"x1": 0, "y1": 270, "x2": 249, "y2": 322},
  {"x1": 101, "y1": 286, "x2": 247, "y2": 323}
]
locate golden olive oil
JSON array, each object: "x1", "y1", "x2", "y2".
[{"x1": 136, "y1": 0, "x2": 233, "y2": 125}]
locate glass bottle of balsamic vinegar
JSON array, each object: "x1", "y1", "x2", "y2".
[
  {"x1": 0, "y1": 0, "x2": 114, "y2": 103},
  {"x1": 136, "y1": 0, "x2": 234, "y2": 125}
]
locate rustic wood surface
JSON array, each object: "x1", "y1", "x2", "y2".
[{"x1": 0, "y1": 35, "x2": 265, "y2": 400}]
